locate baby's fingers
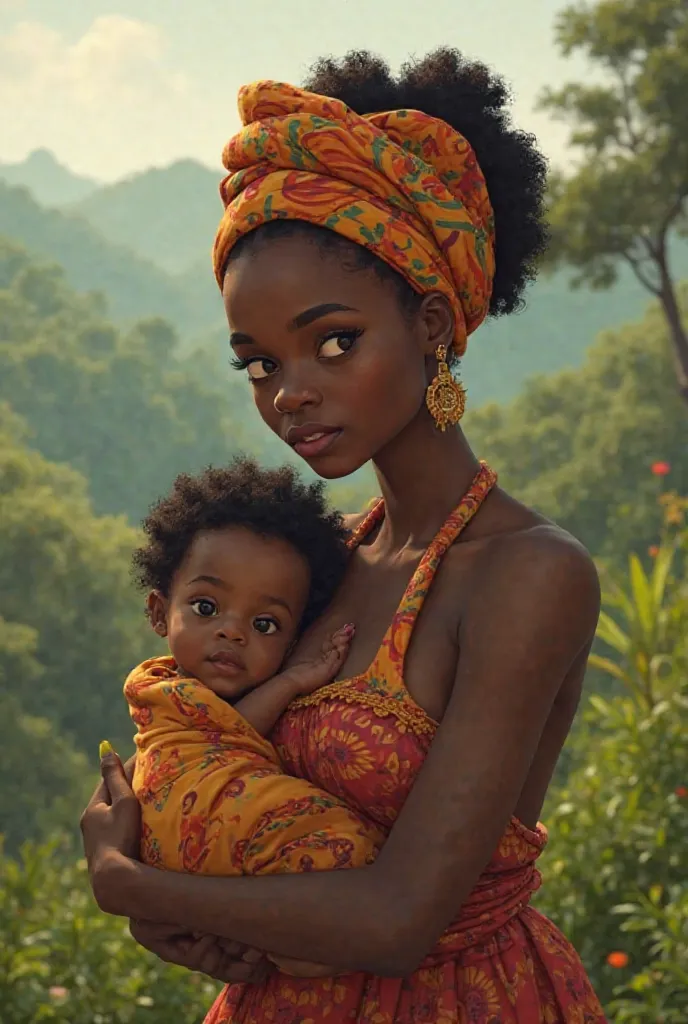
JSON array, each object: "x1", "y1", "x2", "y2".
[{"x1": 332, "y1": 623, "x2": 355, "y2": 648}]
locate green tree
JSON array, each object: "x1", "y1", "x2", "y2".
[
  {"x1": 540, "y1": 0, "x2": 688, "y2": 402},
  {"x1": 0, "y1": 237, "x2": 266, "y2": 522},
  {"x1": 0, "y1": 840, "x2": 221, "y2": 1023},
  {"x1": 535, "y1": 511, "x2": 688, "y2": 1015},
  {"x1": 465, "y1": 288, "x2": 688, "y2": 562},
  {"x1": 0, "y1": 418, "x2": 153, "y2": 752}
]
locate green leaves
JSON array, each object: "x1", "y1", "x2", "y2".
[
  {"x1": 540, "y1": 0, "x2": 688, "y2": 400},
  {"x1": 536, "y1": 523, "x2": 688, "y2": 1013},
  {"x1": 0, "y1": 840, "x2": 221, "y2": 1023}
]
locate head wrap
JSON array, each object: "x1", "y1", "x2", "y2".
[{"x1": 213, "y1": 81, "x2": 495, "y2": 356}]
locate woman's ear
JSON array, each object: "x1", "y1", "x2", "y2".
[
  {"x1": 147, "y1": 591, "x2": 169, "y2": 637},
  {"x1": 417, "y1": 291, "x2": 456, "y2": 358}
]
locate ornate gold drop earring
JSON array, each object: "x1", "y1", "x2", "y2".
[{"x1": 425, "y1": 344, "x2": 466, "y2": 431}]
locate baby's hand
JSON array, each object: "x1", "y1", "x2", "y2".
[{"x1": 279, "y1": 624, "x2": 354, "y2": 696}]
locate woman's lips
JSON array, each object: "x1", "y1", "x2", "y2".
[
  {"x1": 293, "y1": 429, "x2": 342, "y2": 458},
  {"x1": 285, "y1": 424, "x2": 342, "y2": 458}
]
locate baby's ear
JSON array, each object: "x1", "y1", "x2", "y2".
[{"x1": 147, "y1": 590, "x2": 168, "y2": 637}]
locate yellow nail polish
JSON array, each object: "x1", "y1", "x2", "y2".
[{"x1": 99, "y1": 739, "x2": 114, "y2": 759}]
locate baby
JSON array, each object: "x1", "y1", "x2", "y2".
[{"x1": 125, "y1": 458, "x2": 381, "y2": 901}]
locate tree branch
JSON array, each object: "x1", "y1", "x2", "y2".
[{"x1": 621, "y1": 246, "x2": 661, "y2": 296}]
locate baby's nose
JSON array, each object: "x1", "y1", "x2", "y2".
[{"x1": 215, "y1": 619, "x2": 247, "y2": 644}]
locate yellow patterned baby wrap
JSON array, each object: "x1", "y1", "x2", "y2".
[{"x1": 125, "y1": 656, "x2": 383, "y2": 875}]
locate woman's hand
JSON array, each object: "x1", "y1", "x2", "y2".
[
  {"x1": 129, "y1": 920, "x2": 271, "y2": 984},
  {"x1": 267, "y1": 953, "x2": 339, "y2": 978},
  {"x1": 79, "y1": 742, "x2": 141, "y2": 907}
]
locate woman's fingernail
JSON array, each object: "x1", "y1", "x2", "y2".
[
  {"x1": 99, "y1": 739, "x2": 114, "y2": 759},
  {"x1": 344, "y1": 623, "x2": 355, "y2": 634}
]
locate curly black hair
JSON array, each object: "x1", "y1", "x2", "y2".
[
  {"x1": 228, "y1": 48, "x2": 549, "y2": 323},
  {"x1": 132, "y1": 457, "x2": 348, "y2": 631}
]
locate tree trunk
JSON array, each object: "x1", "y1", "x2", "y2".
[{"x1": 656, "y1": 249, "x2": 688, "y2": 407}]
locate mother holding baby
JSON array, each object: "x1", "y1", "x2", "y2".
[{"x1": 79, "y1": 48, "x2": 606, "y2": 1023}]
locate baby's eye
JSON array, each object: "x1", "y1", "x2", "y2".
[
  {"x1": 253, "y1": 617, "x2": 279, "y2": 635},
  {"x1": 319, "y1": 330, "x2": 361, "y2": 359},
  {"x1": 190, "y1": 599, "x2": 218, "y2": 618}
]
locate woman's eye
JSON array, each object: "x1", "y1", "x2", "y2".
[
  {"x1": 253, "y1": 617, "x2": 278, "y2": 635},
  {"x1": 246, "y1": 358, "x2": 277, "y2": 381},
  {"x1": 319, "y1": 330, "x2": 361, "y2": 359},
  {"x1": 190, "y1": 599, "x2": 218, "y2": 618},
  {"x1": 230, "y1": 356, "x2": 278, "y2": 381}
]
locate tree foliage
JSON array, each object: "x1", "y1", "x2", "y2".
[
  {"x1": 540, "y1": 0, "x2": 688, "y2": 400},
  {"x1": 0, "y1": 415, "x2": 152, "y2": 752},
  {"x1": 0, "y1": 840, "x2": 221, "y2": 1023},
  {"x1": 465, "y1": 287, "x2": 688, "y2": 562},
  {"x1": 536, "y1": 511, "x2": 688, "y2": 1019},
  {"x1": 0, "y1": 237, "x2": 263, "y2": 523}
]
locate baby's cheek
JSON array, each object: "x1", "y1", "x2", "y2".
[{"x1": 260, "y1": 639, "x2": 292, "y2": 679}]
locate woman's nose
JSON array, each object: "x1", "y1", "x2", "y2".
[{"x1": 273, "y1": 370, "x2": 321, "y2": 415}]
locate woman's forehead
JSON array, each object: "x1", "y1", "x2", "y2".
[{"x1": 223, "y1": 237, "x2": 392, "y2": 327}]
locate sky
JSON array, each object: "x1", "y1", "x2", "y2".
[{"x1": 0, "y1": 0, "x2": 590, "y2": 182}]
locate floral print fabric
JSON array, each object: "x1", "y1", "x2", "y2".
[
  {"x1": 205, "y1": 463, "x2": 607, "y2": 1022},
  {"x1": 213, "y1": 80, "x2": 495, "y2": 355},
  {"x1": 125, "y1": 661, "x2": 383, "y2": 877}
]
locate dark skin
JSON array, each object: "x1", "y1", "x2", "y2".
[
  {"x1": 146, "y1": 526, "x2": 353, "y2": 735},
  {"x1": 80, "y1": 234, "x2": 600, "y2": 981}
]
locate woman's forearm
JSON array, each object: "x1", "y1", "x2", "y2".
[{"x1": 102, "y1": 853, "x2": 414, "y2": 976}]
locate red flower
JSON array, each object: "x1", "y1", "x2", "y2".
[
  {"x1": 651, "y1": 461, "x2": 671, "y2": 476},
  {"x1": 606, "y1": 951, "x2": 629, "y2": 968},
  {"x1": 675, "y1": 785, "x2": 688, "y2": 799},
  {"x1": 648, "y1": 545, "x2": 660, "y2": 558}
]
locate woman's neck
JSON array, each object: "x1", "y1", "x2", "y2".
[{"x1": 371, "y1": 410, "x2": 481, "y2": 550}]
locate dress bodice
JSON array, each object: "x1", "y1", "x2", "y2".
[{"x1": 271, "y1": 462, "x2": 548, "y2": 959}]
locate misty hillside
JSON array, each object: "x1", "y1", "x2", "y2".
[
  {"x1": 71, "y1": 160, "x2": 224, "y2": 275},
  {"x1": 4, "y1": 153, "x2": 688, "y2": 405},
  {"x1": 0, "y1": 181, "x2": 223, "y2": 333},
  {"x1": 0, "y1": 149, "x2": 99, "y2": 206}
]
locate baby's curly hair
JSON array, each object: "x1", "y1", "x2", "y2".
[
  {"x1": 132, "y1": 458, "x2": 348, "y2": 630},
  {"x1": 228, "y1": 48, "x2": 549, "y2": 323}
]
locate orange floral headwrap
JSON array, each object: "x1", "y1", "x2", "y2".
[{"x1": 213, "y1": 81, "x2": 495, "y2": 356}]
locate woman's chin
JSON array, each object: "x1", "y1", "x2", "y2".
[{"x1": 300, "y1": 451, "x2": 369, "y2": 480}]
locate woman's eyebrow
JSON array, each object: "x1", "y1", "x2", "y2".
[
  {"x1": 289, "y1": 303, "x2": 358, "y2": 330},
  {"x1": 229, "y1": 303, "x2": 358, "y2": 347}
]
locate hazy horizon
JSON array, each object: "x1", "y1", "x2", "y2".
[{"x1": 1, "y1": 0, "x2": 591, "y2": 182}]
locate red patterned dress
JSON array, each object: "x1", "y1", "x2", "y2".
[{"x1": 205, "y1": 463, "x2": 607, "y2": 1023}]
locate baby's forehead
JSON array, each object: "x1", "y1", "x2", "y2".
[{"x1": 178, "y1": 525, "x2": 312, "y2": 597}]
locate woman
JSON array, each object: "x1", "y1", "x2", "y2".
[{"x1": 80, "y1": 50, "x2": 606, "y2": 1023}]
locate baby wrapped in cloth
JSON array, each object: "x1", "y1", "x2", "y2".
[
  {"x1": 126, "y1": 656, "x2": 382, "y2": 877},
  {"x1": 124, "y1": 460, "x2": 382, "y2": 886}
]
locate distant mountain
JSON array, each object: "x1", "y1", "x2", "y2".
[
  {"x1": 0, "y1": 181, "x2": 223, "y2": 332},
  {"x1": 71, "y1": 159, "x2": 224, "y2": 274},
  {"x1": 64, "y1": 157, "x2": 688, "y2": 403},
  {"x1": 4, "y1": 148, "x2": 688, "y2": 406},
  {"x1": 0, "y1": 149, "x2": 99, "y2": 206}
]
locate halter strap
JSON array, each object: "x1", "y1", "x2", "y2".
[{"x1": 359, "y1": 463, "x2": 497, "y2": 674}]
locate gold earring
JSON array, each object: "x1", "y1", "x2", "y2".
[{"x1": 425, "y1": 344, "x2": 466, "y2": 431}]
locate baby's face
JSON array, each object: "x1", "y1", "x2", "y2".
[{"x1": 151, "y1": 527, "x2": 310, "y2": 700}]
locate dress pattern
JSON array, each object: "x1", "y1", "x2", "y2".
[
  {"x1": 205, "y1": 463, "x2": 608, "y2": 1023},
  {"x1": 213, "y1": 80, "x2": 496, "y2": 356}
]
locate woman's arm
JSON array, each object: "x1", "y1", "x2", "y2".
[{"x1": 90, "y1": 530, "x2": 599, "y2": 977}]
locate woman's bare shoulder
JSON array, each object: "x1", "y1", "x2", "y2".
[{"x1": 447, "y1": 487, "x2": 600, "y2": 624}]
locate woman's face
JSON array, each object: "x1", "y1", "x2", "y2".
[{"x1": 223, "y1": 234, "x2": 444, "y2": 479}]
